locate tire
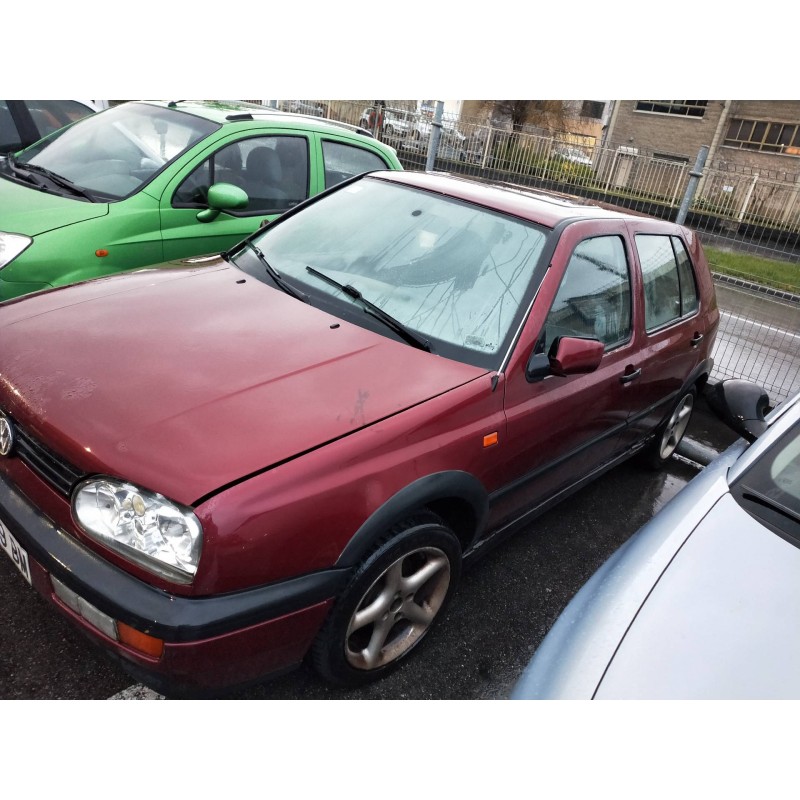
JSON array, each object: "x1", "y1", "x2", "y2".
[
  {"x1": 641, "y1": 387, "x2": 696, "y2": 469},
  {"x1": 310, "y1": 514, "x2": 461, "y2": 687}
]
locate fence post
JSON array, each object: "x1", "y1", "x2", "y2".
[
  {"x1": 737, "y1": 174, "x2": 759, "y2": 222},
  {"x1": 676, "y1": 145, "x2": 709, "y2": 225},
  {"x1": 425, "y1": 101, "x2": 444, "y2": 172}
]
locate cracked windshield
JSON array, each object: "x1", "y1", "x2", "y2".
[{"x1": 254, "y1": 177, "x2": 548, "y2": 364}]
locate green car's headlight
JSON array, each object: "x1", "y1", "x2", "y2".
[
  {"x1": 0, "y1": 232, "x2": 32, "y2": 270},
  {"x1": 72, "y1": 477, "x2": 203, "y2": 584}
]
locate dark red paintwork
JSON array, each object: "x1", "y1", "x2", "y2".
[{"x1": 0, "y1": 172, "x2": 720, "y2": 693}]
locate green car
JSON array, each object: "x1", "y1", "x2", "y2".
[{"x1": 0, "y1": 100, "x2": 403, "y2": 301}]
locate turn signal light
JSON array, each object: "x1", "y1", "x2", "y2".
[
  {"x1": 483, "y1": 432, "x2": 499, "y2": 447},
  {"x1": 95, "y1": 249, "x2": 109, "y2": 257},
  {"x1": 118, "y1": 622, "x2": 165, "y2": 658}
]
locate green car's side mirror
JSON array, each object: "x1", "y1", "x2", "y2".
[{"x1": 197, "y1": 183, "x2": 249, "y2": 222}]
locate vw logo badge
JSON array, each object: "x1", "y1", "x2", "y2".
[{"x1": 0, "y1": 415, "x2": 14, "y2": 457}]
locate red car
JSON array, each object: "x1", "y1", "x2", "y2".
[{"x1": 0, "y1": 172, "x2": 719, "y2": 696}]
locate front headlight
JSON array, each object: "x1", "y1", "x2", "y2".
[
  {"x1": 0, "y1": 232, "x2": 32, "y2": 270},
  {"x1": 72, "y1": 477, "x2": 203, "y2": 584}
]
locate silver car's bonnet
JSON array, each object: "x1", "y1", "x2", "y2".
[
  {"x1": 512, "y1": 389, "x2": 800, "y2": 700},
  {"x1": 595, "y1": 493, "x2": 800, "y2": 699},
  {"x1": 511, "y1": 445, "x2": 743, "y2": 699}
]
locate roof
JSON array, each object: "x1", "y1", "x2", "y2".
[
  {"x1": 369, "y1": 170, "x2": 660, "y2": 229},
  {"x1": 135, "y1": 99, "x2": 377, "y2": 139}
]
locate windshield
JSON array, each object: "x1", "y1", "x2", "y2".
[
  {"x1": 16, "y1": 103, "x2": 219, "y2": 200},
  {"x1": 237, "y1": 176, "x2": 549, "y2": 368},
  {"x1": 733, "y1": 417, "x2": 800, "y2": 547}
]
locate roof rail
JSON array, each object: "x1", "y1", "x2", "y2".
[{"x1": 225, "y1": 106, "x2": 375, "y2": 139}]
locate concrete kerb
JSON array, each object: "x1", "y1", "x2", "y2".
[{"x1": 712, "y1": 272, "x2": 800, "y2": 305}]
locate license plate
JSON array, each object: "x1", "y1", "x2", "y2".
[{"x1": 0, "y1": 518, "x2": 32, "y2": 585}]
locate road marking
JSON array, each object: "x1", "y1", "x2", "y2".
[
  {"x1": 719, "y1": 309, "x2": 800, "y2": 342},
  {"x1": 108, "y1": 684, "x2": 165, "y2": 700}
]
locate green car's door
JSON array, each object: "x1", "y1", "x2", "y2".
[{"x1": 158, "y1": 131, "x2": 315, "y2": 262}]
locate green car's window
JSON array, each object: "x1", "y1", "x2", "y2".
[
  {"x1": 173, "y1": 135, "x2": 309, "y2": 214},
  {"x1": 322, "y1": 140, "x2": 390, "y2": 189},
  {"x1": 542, "y1": 235, "x2": 632, "y2": 351},
  {"x1": 18, "y1": 103, "x2": 218, "y2": 200}
]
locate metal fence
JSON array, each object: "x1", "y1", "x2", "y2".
[{"x1": 285, "y1": 100, "x2": 800, "y2": 402}]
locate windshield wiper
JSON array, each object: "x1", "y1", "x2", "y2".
[
  {"x1": 740, "y1": 486, "x2": 800, "y2": 527},
  {"x1": 22, "y1": 162, "x2": 93, "y2": 200},
  {"x1": 242, "y1": 241, "x2": 307, "y2": 302},
  {"x1": 305, "y1": 265, "x2": 431, "y2": 352},
  {"x1": 3, "y1": 153, "x2": 42, "y2": 186}
]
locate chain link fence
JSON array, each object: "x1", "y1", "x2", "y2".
[{"x1": 283, "y1": 100, "x2": 800, "y2": 402}]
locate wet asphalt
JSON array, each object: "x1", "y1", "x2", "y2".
[{"x1": 0, "y1": 394, "x2": 740, "y2": 700}]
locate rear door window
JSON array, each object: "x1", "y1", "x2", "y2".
[
  {"x1": 321, "y1": 140, "x2": 390, "y2": 189},
  {"x1": 636, "y1": 234, "x2": 699, "y2": 331}
]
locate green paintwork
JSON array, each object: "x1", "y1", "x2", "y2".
[{"x1": 0, "y1": 100, "x2": 402, "y2": 301}]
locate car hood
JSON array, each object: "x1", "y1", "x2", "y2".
[
  {"x1": 0, "y1": 174, "x2": 108, "y2": 236},
  {"x1": 594, "y1": 493, "x2": 800, "y2": 699},
  {"x1": 0, "y1": 261, "x2": 487, "y2": 506}
]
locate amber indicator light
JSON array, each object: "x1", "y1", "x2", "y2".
[
  {"x1": 483, "y1": 432, "x2": 499, "y2": 448},
  {"x1": 117, "y1": 621, "x2": 165, "y2": 658},
  {"x1": 95, "y1": 249, "x2": 109, "y2": 258}
]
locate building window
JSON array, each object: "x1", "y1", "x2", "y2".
[
  {"x1": 581, "y1": 101, "x2": 605, "y2": 119},
  {"x1": 653, "y1": 153, "x2": 689, "y2": 164},
  {"x1": 724, "y1": 118, "x2": 800, "y2": 155},
  {"x1": 635, "y1": 101, "x2": 708, "y2": 118}
]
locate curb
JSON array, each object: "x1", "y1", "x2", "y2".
[{"x1": 712, "y1": 271, "x2": 800, "y2": 304}]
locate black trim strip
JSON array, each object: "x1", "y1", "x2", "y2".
[
  {"x1": 489, "y1": 418, "x2": 630, "y2": 505},
  {"x1": 0, "y1": 473, "x2": 348, "y2": 642}
]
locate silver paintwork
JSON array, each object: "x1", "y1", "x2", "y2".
[{"x1": 512, "y1": 394, "x2": 800, "y2": 700}]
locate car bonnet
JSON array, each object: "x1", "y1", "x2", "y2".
[
  {"x1": 594, "y1": 494, "x2": 800, "y2": 699},
  {"x1": 0, "y1": 262, "x2": 488, "y2": 506},
  {"x1": 0, "y1": 173, "x2": 108, "y2": 236}
]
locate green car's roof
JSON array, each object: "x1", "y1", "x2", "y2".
[{"x1": 136, "y1": 99, "x2": 381, "y2": 141}]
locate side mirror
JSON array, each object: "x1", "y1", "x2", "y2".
[
  {"x1": 197, "y1": 182, "x2": 249, "y2": 223},
  {"x1": 706, "y1": 379, "x2": 770, "y2": 443},
  {"x1": 526, "y1": 336, "x2": 604, "y2": 382}
]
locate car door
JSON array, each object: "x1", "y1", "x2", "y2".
[
  {"x1": 159, "y1": 131, "x2": 314, "y2": 262},
  {"x1": 623, "y1": 221, "x2": 708, "y2": 441},
  {"x1": 488, "y1": 220, "x2": 643, "y2": 528}
]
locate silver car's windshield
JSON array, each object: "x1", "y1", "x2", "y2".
[
  {"x1": 245, "y1": 176, "x2": 549, "y2": 368},
  {"x1": 734, "y1": 418, "x2": 800, "y2": 544},
  {"x1": 18, "y1": 103, "x2": 219, "y2": 200}
]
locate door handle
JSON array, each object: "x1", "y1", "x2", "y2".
[
  {"x1": 690, "y1": 333, "x2": 704, "y2": 348},
  {"x1": 620, "y1": 368, "x2": 642, "y2": 385}
]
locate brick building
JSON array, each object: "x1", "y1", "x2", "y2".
[{"x1": 605, "y1": 100, "x2": 800, "y2": 178}]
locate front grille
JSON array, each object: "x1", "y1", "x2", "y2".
[{"x1": 6, "y1": 414, "x2": 86, "y2": 497}]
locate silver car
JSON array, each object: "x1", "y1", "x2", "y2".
[{"x1": 512, "y1": 380, "x2": 800, "y2": 699}]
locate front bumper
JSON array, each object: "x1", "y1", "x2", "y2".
[{"x1": 0, "y1": 471, "x2": 348, "y2": 696}]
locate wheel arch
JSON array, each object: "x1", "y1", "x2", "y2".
[{"x1": 335, "y1": 471, "x2": 489, "y2": 568}]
